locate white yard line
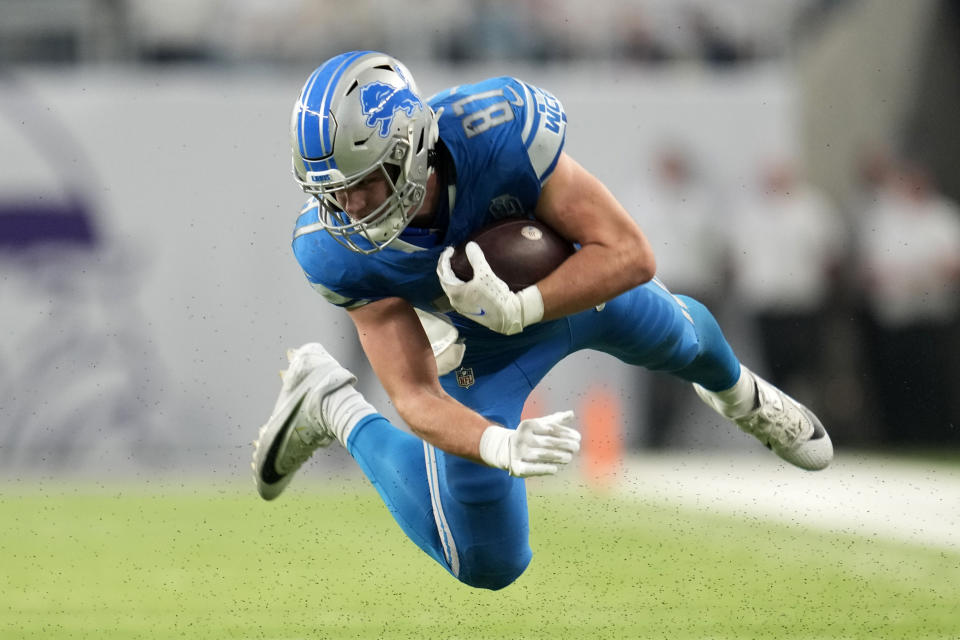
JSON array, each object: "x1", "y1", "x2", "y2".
[{"x1": 572, "y1": 451, "x2": 960, "y2": 551}]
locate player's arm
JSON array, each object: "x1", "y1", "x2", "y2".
[
  {"x1": 533, "y1": 152, "x2": 656, "y2": 321},
  {"x1": 348, "y1": 297, "x2": 580, "y2": 475},
  {"x1": 349, "y1": 297, "x2": 488, "y2": 459},
  {"x1": 437, "y1": 152, "x2": 656, "y2": 335}
]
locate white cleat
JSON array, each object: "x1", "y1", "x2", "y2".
[
  {"x1": 694, "y1": 368, "x2": 833, "y2": 471},
  {"x1": 252, "y1": 343, "x2": 356, "y2": 500}
]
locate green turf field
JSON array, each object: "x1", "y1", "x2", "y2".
[{"x1": 2, "y1": 478, "x2": 958, "y2": 639}]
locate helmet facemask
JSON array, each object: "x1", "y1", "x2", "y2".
[{"x1": 298, "y1": 137, "x2": 426, "y2": 254}]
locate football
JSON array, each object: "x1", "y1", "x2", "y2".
[{"x1": 450, "y1": 218, "x2": 575, "y2": 291}]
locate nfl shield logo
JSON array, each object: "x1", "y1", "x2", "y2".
[{"x1": 455, "y1": 367, "x2": 475, "y2": 389}]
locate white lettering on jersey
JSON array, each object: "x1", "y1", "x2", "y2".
[
  {"x1": 518, "y1": 81, "x2": 566, "y2": 184},
  {"x1": 449, "y1": 89, "x2": 516, "y2": 139}
]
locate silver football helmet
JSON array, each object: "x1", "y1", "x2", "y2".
[{"x1": 290, "y1": 51, "x2": 439, "y2": 253}]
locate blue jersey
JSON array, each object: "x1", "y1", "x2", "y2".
[{"x1": 291, "y1": 76, "x2": 567, "y2": 328}]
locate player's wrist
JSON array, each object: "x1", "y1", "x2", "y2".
[
  {"x1": 479, "y1": 424, "x2": 513, "y2": 471},
  {"x1": 517, "y1": 285, "x2": 544, "y2": 328}
]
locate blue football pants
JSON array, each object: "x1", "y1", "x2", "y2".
[{"x1": 344, "y1": 279, "x2": 740, "y2": 590}]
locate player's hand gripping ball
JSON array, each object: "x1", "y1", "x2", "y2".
[{"x1": 449, "y1": 218, "x2": 575, "y2": 292}]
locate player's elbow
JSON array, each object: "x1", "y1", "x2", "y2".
[
  {"x1": 620, "y1": 234, "x2": 656, "y2": 286},
  {"x1": 632, "y1": 250, "x2": 656, "y2": 285}
]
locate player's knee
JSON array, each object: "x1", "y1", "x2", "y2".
[
  {"x1": 460, "y1": 568, "x2": 524, "y2": 591},
  {"x1": 457, "y1": 547, "x2": 531, "y2": 591}
]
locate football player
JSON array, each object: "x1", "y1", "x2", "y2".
[{"x1": 253, "y1": 51, "x2": 833, "y2": 590}]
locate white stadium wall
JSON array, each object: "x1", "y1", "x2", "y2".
[{"x1": 0, "y1": 65, "x2": 796, "y2": 474}]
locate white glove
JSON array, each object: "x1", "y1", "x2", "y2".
[
  {"x1": 478, "y1": 410, "x2": 581, "y2": 478},
  {"x1": 437, "y1": 242, "x2": 544, "y2": 335}
]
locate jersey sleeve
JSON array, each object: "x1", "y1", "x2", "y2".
[
  {"x1": 512, "y1": 78, "x2": 567, "y2": 186},
  {"x1": 291, "y1": 201, "x2": 374, "y2": 310},
  {"x1": 306, "y1": 279, "x2": 371, "y2": 310},
  {"x1": 432, "y1": 77, "x2": 567, "y2": 191}
]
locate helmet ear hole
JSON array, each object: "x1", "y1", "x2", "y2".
[
  {"x1": 415, "y1": 129, "x2": 425, "y2": 154},
  {"x1": 384, "y1": 164, "x2": 401, "y2": 183}
]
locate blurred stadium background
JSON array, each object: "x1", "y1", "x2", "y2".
[
  {"x1": 2, "y1": 0, "x2": 958, "y2": 472},
  {"x1": 3, "y1": 0, "x2": 960, "y2": 637}
]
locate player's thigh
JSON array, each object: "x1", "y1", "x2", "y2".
[
  {"x1": 433, "y1": 362, "x2": 535, "y2": 582},
  {"x1": 437, "y1": 357, "x2": 529, "y2": 503},
  {"x1": 429, "y1": 445, "x2": 532, "y2": 588},
  {"x1": 433, "y1": 354, "x2": 560, "y2": 504}
]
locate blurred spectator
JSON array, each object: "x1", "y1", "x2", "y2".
[
  {"x1": 628, "y1": 144, "x2": 726, "y2": 448},
  {"x1": 855, "y1": 145, "x2": 898, "y2": 199},
  {"x1": 442, "y1": 0, "x2": 545, "y2": 63},
  {"x1": 0, "y1": 0, "x2": 820, "y2": 67},
  {"x1": 727, "y1": 158, "x2": 845, "y2": 407},
  {"x1": 855, "y1": 159, "x2": 960, "y2": 445},
  {"x1": 686, "y1": 7, "x2": 752, "y2": 67},
  {"x1": 849, "y1": 144, "x2": 899, "y2": 231},
  {"x1": 618, "y1": 8, "x2": 670, "y2": 64}
]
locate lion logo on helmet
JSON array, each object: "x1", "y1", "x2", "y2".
[{"x1": 359, "y1": 81, "x2": 423, "y2": 138}]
